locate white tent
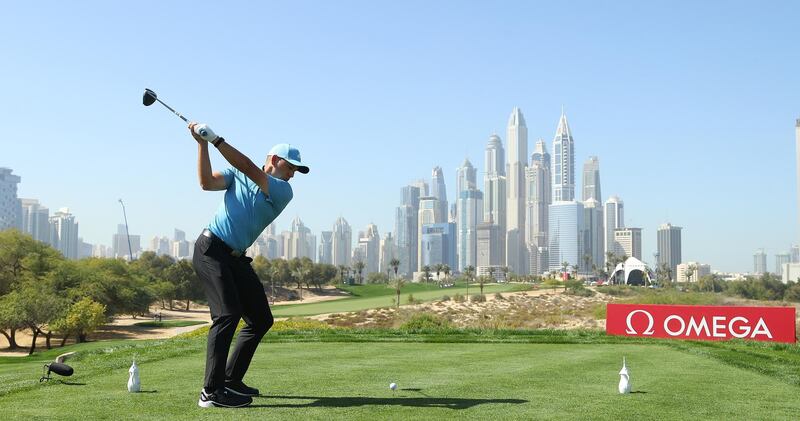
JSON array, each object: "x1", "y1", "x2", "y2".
[{"x1": 610, "y1": 256, "x2": 651, "y2": 285}]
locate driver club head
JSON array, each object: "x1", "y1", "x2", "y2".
[{"x1": 142, "y1": 88, "x2": 157, "y2": 106}]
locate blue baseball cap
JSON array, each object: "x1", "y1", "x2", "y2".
[{"x1": 268, "y1": 143, "x2": 309, "y2": 174}]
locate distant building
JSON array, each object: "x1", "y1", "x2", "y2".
[
  {"x1": 677, "y1": 262, "x2": 711, "y2": 283},
  {"x1": 457, "y1": 189, "x2": 483, "y2": 271},
  {"x1": 657, "y1": 223, "x2": 682, "y2": 281},
  {"x1": 318, "y1": 230, "x2": 333, "y2": 264},
  {"x1": 20, "y1": 198, "x2": 50, "y2": 243},
  {"x1": 421, "y1": 222, "x2": 457, "y2": 271},
  {"x1": 379, "y1": 232, "x2": 396, "y2": 275},
  {"x1": 483, "y1": 134, "x2": 506, "y2": 264},
  {"x1": 753, "y1": 249, "x2": 767, "y2": 275},
  {"x1": 614, "y1": 228, "x2": 642, "y2": 260},
  {"x1": 357, "y1": 224, "x2": 380, "y2": 274},
  {"x1": 477, "y1": 222, "x2": 503, "y2": 269},
  {"x1": 582, "y1": 156, "x2": 601, "y2": 202},
  {"x1": 48, "y1": 208, "x2": 79, "y2": 259},
  {"x1": 418, "y1": 196, "x2": 440, "y2": 271},
  {"x1": 582, "y1": 198, "x2": 604, "y2": 273},
  {"x1": 431, "y1": 167, "x2": 448, "y2": 224},
  {"x1": 548, "y1": 201, "x2": 584, "y2": 272},
  {"x1": 506, "y1": 107, "x2": 528, "y2": 275},
  {"x1": 0, "y1": 168, "x2": 21, "y2": 231},
  {"x1": 112, "y1": 223, "x2": 140, "y2": 260},
  {"x1": 395, "y1": 185, "x2": 420, "y2": 276},
  {"x1": 775, "y1": 252, "x2": 791, "y2": 276},
  {"x1": 604, "y1": 196, "x2": 624, "y2": 264},
  {"x1": 332, "y1": 217, "x2": 352, "y2": 267}
]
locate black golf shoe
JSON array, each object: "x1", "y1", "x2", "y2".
[
  {"x1": 198, "y1": 388, "x2": 253, "y2": 408},
  {"x1": 225, "y1": 380, "x2": 260, "y2": 397}
]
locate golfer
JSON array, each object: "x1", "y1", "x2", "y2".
[{"x1": 188, "y1": 122, "x2": 309, "y2": 408}]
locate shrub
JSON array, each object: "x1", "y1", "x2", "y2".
[
  {"x1": 494, "y1": 293, "x2": 505, "y2": 301},
  {"x1": 399, "y1": 312, "x2": 452, "y2": 332},
  {"x1": 440, "y1": 295, "x2": 451, "y2": 302},
  {"x1": 271, "y1": 318, "x2": 333, "y2": 332},
  {"x1": 471, "y1": 294, "x2": 486, "y2": 303},
  {"x1": 406, "y1": 294, "x2": 416, "y2": 304},
  {"x1": 453, "y1": 293, "x2": 465, "y2": 303}
]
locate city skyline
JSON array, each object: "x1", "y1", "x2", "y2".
[{"x1": 3, "y1": 2, "x2": 800, "y2": 273}]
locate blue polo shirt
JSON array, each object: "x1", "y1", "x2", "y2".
[{"x1": 206, "y1": 168, "x2": 293, "y2": 252}]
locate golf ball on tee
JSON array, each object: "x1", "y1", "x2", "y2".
[{"x1": 389, "y1": 382, "x2": 397, "y2": 390}]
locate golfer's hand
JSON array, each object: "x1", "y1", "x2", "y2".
[{"x1": 188, "y1": 122, "x2": 206, "y2": 144}]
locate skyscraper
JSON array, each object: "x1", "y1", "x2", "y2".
[
  {"x1": 776, "y1": 252, "x2": 791, "y2": 276},
  {"x1": 506, "y1": 107, "x2": 528, "y2": 274},
  {"x1": 357, "y1": 223, "x2": 380, "y2": 274},
  {"x1": 431, "y1": 167, "x2": 448, "y2": 224},
  {"x1": 477, "y1": 222, "x2": 503, "y2": 268},
  {"x1": 417, "y1": 196, "x2": 440, "y2": 271},
  {"x1": 583, "y1": 198, "x2": 604, "y2": 273},
  {"x1": 379, "y1": 232, "x2": 396, "y2": 275},
  {"x1": 753, "y1": 249, "x2": 767, "y2": 274},
  {"x1": 395, "y1": 185, "x2": 420, "y2": 276},
  {"x1": 457, "y1": 189, "x2": 483, "y2": 271},
  {"x1": 0, "y1": 168, "x2": 21, "y2": 231},
  {"x1": 657, "y1": 223, "x2": 682, "y2": 281},
  {"x1": 420, "y1": 222, "x2": 457, "y2": 271},
  {"x1": 50, "y1": 208, "x2": 79, "y2": 259},
  {"x1": 332, "y1": 217, "x2": 352, "y2": 267},
  {"x1": 552, "y1": 112, "x2": 575, "y2": 202},
  {"x1": 614, "y1": 227, "x2": 642, "y2": 260},
  {"x1": 582, "y1": 156, "x2": 601, "y2": 202},
  {"x1": 528, "y1": 140, "x2": 552, "y2": 275},
  {"x1": 483, "y1": 134, "x2": 507, "y2": 264},
  {"x1": 455, "y1": 158, "x2": 477, "y2": 194},
  {"x1": 548, "y1": 201, "x2": 584, "y2": 272},
  {"x1": 604, "y1": 196, "x2": 624, "y2": 264},
  {"x1": 20, "y1": 198, "x2": 50, "y2": 243},
  {"x1": 318, "y1": 231, "x2": 333, "y2": 264}
]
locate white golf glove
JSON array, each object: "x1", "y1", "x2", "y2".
[{"x1": 193, "y1": 124, "x2": 217, "y2": 142}]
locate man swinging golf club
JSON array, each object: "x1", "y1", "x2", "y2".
[{"x1": 189, "y1": 122, "x2": 309, "y2": 408}]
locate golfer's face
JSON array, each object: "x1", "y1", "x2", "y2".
[{"x1": 276, "y1": 158, "x2": 297, "y2": 181}]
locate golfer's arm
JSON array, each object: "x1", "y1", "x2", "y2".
[
  {"x1": 197, "y1": 142, "x2": 227, "y2": 191},
  {"x1": 215, "y1": 141, "x2": 270, "y2": 195}
]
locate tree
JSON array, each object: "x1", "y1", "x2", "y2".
[
  {"x1": 686, "y1": 264, "x2": 697, "y2": 284},
  {"x1": 421, "y1": 265, "x2": 432, "y2": 283},
  {"x1": 0, "y1": 229, "x2": 63, "y2": 295},
  {"x1": 500, "y1": 266, "x2": 509, "y2": 282},
  {"x1": 55, "y1": 298, "x2": 106, "y2": 343},
  {"x1": 0, "y1": 291, "x2": 25, "y2": 349},
  {"x1": 14, "y1": 282, "x2": 67, "y2": 354},
  {"x1": 477, "y1": 275, "x2": 490, "y2": 297},
  {"x1": 561, "y1": 261, "x2": 570, "y2": 280},
  {"x1": 389, "y1": 258, "x2": 400, "y2": 280},
  {"x1": 443, "y1": 264, "x2": 451, "y2": 284},
  {"x1": 434, "y1": 263, "x2": 444, "y2": 284},
  {"x1": 164, "y1": 259, "x2": 201, "y2": 310},
  {"x1": 583, "y1": 254, "x2": 592, "y2": 276},
  {"x1": 487, "y1": 266, "x2": 496, "y2": 283},
  {"x1": 391, "y1": 276, "x2": 405, "y2": 308},
  {"x1": 463, "y1": 265, "x2": 475, "y2": 297},
  {"x1": 353, "y1": 260, "x2": 366, "y2": 284}
]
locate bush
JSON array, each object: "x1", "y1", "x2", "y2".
[
  {"x1": 471, "y1": 294, "x2": 486, "y2": 303},
  {"x1": 399, "y1": 312, "x2": 452, "y2": 332},
  {"x1": 406, "y1": 294, "x2": 416, "y2": 304},
  {"x1": 784, "y1": 283, "x2": 800, "y2": 302},
  {"x1": 440, "y1": 295, "x2": 451, "y2": 302},
  {"x1": 494, "y1": 293, "x2": 505, "y2": 301},
  {"x1": 271, "y1": 318, "x2": 332, "y2": 332},
  {"x1": 453, "y1": 293, "x2": 465, "y2": 303}
]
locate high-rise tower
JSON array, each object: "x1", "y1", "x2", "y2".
[
  {"x1": 604, "y1": 196, "x2": 624, "y2": 264},
  {"x1": 506, "y1": 108, "x2": 528, "y2": 274},
  {"x1": 552, "y1": 112, "x2": 575, "y2": 202},
  {"x1": 582, "y1": 156, "x2": 601, "y2": 202},
  {"x1": 657, "y1": 223, "x2": 682, "y2": 281},
  {"x1": 431, "y1": 167, "x2": 448, "y2": 224}
]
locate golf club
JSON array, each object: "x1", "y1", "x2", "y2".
[{"x1": 142, "y1": 88, "x2": 216, "y2": 141}]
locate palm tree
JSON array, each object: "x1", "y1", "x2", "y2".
[
  {"x1": 561, "y1": 261, "x2": 570, "y2": 280},
  {"x1": 487, "y1": 266, "x2": 496, "y2": 283},
  {"x1": 353, "y1": 260, "x2": 366, "y2": 284},
  {"x1": 338, "y1": 265, "x2": 349, "y2": 284},
  {"x1": 464, "y1": 265, "x2": 475, "y2": 297},
  {"x1": 501, "y1": 266, "x2": 510, "y2": 283},
  {"x1": 583, "y1": 254, "x2": 592, "y2": 276},
  {"x1": 478, "y1": 275, "x2": 488, "y2": 297},
  {"x1": 686, "y1": 263, "x2": 697, "y2": 285},
  {"x1": 390, "y1": 258, "x2": 400, "y2": 280},
  {"x1": 434, "y1": 263, "x2": 444, "y2": 284},
  {"x1": 421, "y1": 265, "x2": 432, "y2": 283},
  {"x1": 442, "y1": 264, "x2": 451, "y2": 285},
  {"x1": 391, "y1": 275, "x2": 405, "y2": 308}
]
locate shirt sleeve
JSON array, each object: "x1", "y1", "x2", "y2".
[{"x1": 221, "y1": 168, "x2": 235, "y2": 188}]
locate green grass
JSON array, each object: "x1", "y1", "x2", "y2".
[
  {"x1": 1, "y1": 328, "x2": 799, "y2": 420},
  {"x1": 272, "y1": 283, "x2": 527, "y2": 317},
  {"x1": 133, "y1": 321, "x2": 208, "y2": 328}
]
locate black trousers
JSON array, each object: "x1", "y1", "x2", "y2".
[{"x1": 192, "y1": 233, "x2": 274, "y2": 392}]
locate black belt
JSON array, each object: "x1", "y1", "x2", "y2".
[{"x1": 201, "y1": 229, "x2": 245, "y2": 257}]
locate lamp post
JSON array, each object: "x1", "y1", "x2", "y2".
[{"x1": 118, "y1": 199, "x2": 134, "y2": 261}]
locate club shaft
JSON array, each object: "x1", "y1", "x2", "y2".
[{"x1": 156, "y1": 98, "x2": 190, "y2": 123}]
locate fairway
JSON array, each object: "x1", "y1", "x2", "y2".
[
  {"x1": 272, "y1": 283, "x2": 526, "y2": 317},
  {"x1": 1, "y1": 336, "x2": 798, "y2": 420}
]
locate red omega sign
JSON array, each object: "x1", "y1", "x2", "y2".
[{"x1": 606, "y1": 304, "x2": 797, "y2": 343}]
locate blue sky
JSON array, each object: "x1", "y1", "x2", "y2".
[{"x1": 3, "y1": 1, "x2": 799, "y2": 273}]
